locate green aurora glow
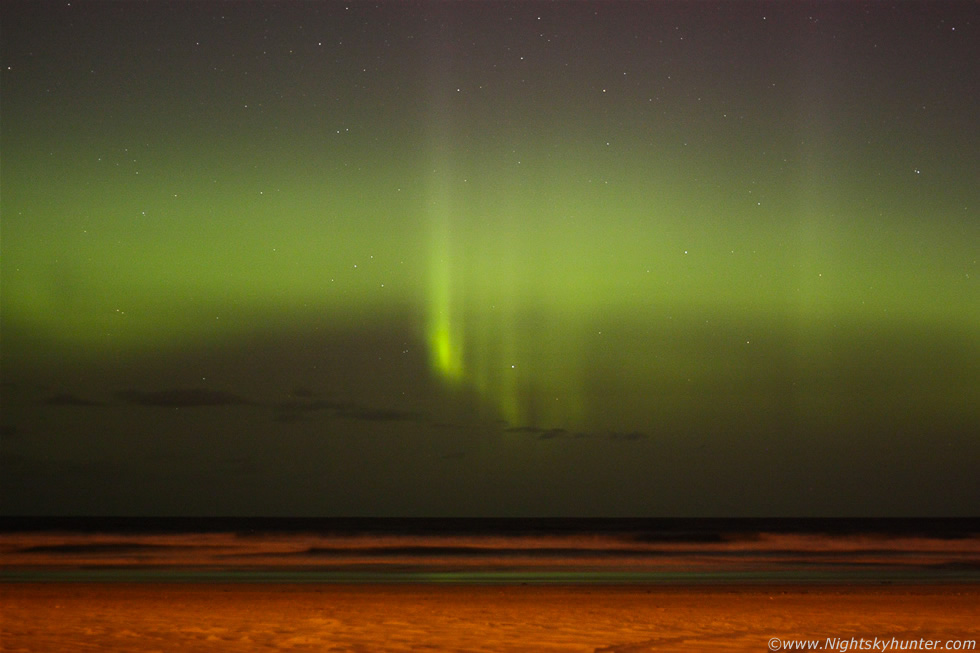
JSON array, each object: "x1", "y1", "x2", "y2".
[{"x1": 1, "y1": 1, "x2": 977, "y2": 515}]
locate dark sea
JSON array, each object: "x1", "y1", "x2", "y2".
[{"x1": 3, "y1": 517, "x2": 978, "y2": 584}]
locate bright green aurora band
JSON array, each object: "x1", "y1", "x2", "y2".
[{"x1": 1, "y1": 1, "x2": 976, "y2": 441}]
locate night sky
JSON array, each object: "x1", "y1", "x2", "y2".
[{"x1": 1, "y1": 0, "x2": 977, "y2": 517}]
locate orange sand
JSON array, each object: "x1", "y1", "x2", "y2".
[{"x1": 2, "y1": 583, "x2": 978, "y2": 652}]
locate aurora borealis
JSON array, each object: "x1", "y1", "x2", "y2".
[{"x1": 1, "y1": 0, "x2": 977, "y2": 516}]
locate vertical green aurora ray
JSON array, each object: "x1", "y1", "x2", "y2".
[
  {"x1": 426, "y1": 164, "x2": 465, "y2": 383},
  {"x1": 420, "y1": 18, "x2": 582, "y2": 429},
  {"x1": 424, "y1": 20, "x2": 465, "y2": 385}
]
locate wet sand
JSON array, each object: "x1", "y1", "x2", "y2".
[{"x1": 2, "y1": 583, "x2": 978, "y2": 652}]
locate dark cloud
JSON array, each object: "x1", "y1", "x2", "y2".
[
  {"x1": 273, "y1": 397, "x2": 423, "y2": 425},
  {"x1": 336, "y1": 406, "x2": 422, "y2": 423},
  {"x1": 537, "y1": 428, "x2": 568, "y2": 440},
  {"x1": 44, "y1": 393, "x2": 103, "y2": 406},
  {"x1": 506, "y1": 425, "x2": 557, "y2": 440},
  {"x1": 115, "y1": 388, "x2": 254, "y2": 407},
  {"x1": 606, "y1": 431, "x2": 648, "y2": 442},
  {"x1": 505, "y1": 425, "x2": 647, "y2": 442},
  {"x1": 273, "y1": 398, "x2": 352, "y2": 422}
]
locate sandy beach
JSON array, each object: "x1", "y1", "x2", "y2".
[{"x1": 2, "y1": 582, "x2": 978, "y2": 652}]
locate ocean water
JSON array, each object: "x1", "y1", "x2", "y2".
[{"x1": 2, "y1": 517, "x2": 978, "y2": 584}]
